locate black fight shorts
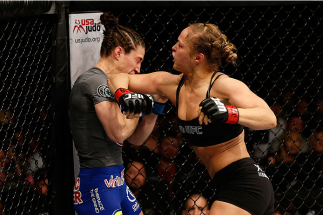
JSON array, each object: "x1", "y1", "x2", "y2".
[{"x1": 211, "y1": 157, "x2": 275, "y2": 215}]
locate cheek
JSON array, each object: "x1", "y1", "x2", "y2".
[{"x1": 125, "y1": 175, "x2": 133, "y2": 185}]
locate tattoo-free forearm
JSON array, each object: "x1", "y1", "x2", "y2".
[{"x1": 127, "y1": 114, "x2": 158, "y2": 145}]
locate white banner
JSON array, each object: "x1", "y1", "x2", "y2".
[
  {"x1": 69, "y1": 12, "x2": 103, "y2": 87},
  {"x1": 69, "y1": 13, "x2": 103, "y2": 193}
]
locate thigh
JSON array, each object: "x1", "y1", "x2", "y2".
[
  {"x1": 210, "y1": 201, "x2": 252, "y2": 215},
  {"x1": 120, "y1": 186, "x2": 142, "y2": 215}
]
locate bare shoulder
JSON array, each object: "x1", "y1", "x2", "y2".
[
  {"x1": 149, "y1": 71, "x2": 183, "y2": 86},
  {"x1": 213, "y1": 74, "x2": 250, "y2": 98},
  {"x1": 153, "y1": 71, "x2": 182, "y2": 81}
]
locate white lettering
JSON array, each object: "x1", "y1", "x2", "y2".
[
  {"x1": 254, "y1": 164, "x2": 269, "y2": 179},
  {"x1": 179, "y1": 125, "x2": 203, "y2": 135},
  {"x1": 94, "y1": 188, "x2": 105, "y2": 211},
  {"x1": 132, "y1": 202, "x2": 140, "y2": 212},
  {"x1": 211, "y1": 98, "x2": 227, "y2": 112}
]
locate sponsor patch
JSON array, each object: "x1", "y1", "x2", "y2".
[
  {"x1": 97, "y1": 84, "x2": 115, "y2": 99},
  {"x1": 104, "y1": 169, "x2": 125, "y2": 188}
]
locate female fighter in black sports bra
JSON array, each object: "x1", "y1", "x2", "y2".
[{"x1": 109, "y1": 23, "x2": 277, "y2": 215}]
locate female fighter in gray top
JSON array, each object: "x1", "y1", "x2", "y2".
[{"x1": 69, "y1": 12, "x2": 166, "y2": 215}]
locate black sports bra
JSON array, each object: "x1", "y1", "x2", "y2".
[{"x1": 176, "y1": 73, "x2": 243, "y2": 147}]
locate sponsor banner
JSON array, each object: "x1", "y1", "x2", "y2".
[
  {"x1": 69, "y1": 12, "x2": 103, "y2": 87},
  {"x1": 69, "y1": 13, "x2": 103, "y2": 191}
]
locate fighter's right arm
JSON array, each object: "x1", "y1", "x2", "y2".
[{"x1": 108, "y1": 72, "x2": 180, "y2": 104}]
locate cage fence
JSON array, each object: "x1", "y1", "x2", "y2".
[
  {"x1": 0, "y1": 14, "x2": 54, "y2": 215},
  {"x1": 0, "y1": 2, "x2": 323, "y2": 215}
]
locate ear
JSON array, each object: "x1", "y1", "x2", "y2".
[
  {"x1": 195, "y1": 53, "x2": 204, "y2": 64},
  {"x1": 114, "y1": 46, "x2": 123, "y2": 60}
]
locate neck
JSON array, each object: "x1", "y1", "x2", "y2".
[
  {"x1": 95, "y1": 56, "x2": 118, "y2": 75},
  {"x1": 183, "y1": 68, "x2": 215, "y2": 92}
]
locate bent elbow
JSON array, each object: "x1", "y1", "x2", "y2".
[
  {"x1": 270, "y1": 120, "x2": 277, "y2": 129},
  {"x1": 268, "y1": 115, "x2": 277, "y2": 129},
  {"x1": 106, "y1": 126, "x2": 128, "y2": 143},
  {"x1": 108, "y1": 135, "x2": 125, "y2": 144}
]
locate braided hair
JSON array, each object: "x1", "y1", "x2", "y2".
[
  {"x1": 99, "y1": 12, "x2": 145, "y2": 57},
  {"x1": 186, "y1": 23, "x2": 237, "y2": 72}
]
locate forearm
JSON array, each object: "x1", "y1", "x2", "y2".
[
  {"x1": 237, "y1": 107, "x2": 277, "y2": 130},
  {"x1": 103, "y1": 115, "x2": 139, "y2": 143},
  {"x1": 96, "y1": 102, "x2": 141, "y2": 143},
  {"x1": 127, "y1": 114, "x2": 158, "y2": 145}
]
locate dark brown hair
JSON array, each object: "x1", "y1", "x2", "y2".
[
  {"x1": 99, "y1": 12, "x2": 145, "y2": 57},
  {"x1": 187, "y1": 23, "x2": 237, "y2": 72}
]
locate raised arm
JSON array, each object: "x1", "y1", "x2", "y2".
[
  {"x1": 199, "y1": 76, "x2": 277, "y2": 130},
  {"x1": 218, "y1": 77, "x2": 277, "y2": 130},
  {"x1": 108, "y1": 71, "x2": 181, "y2": 104}
]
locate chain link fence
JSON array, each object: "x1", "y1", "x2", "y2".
[
  {"x1": 0, "y1": 2, "x2": 322, "y2": 215},
  {"x1": 110, "y1": 3, "x2": 323, "y2": 215},
  {"x1": 0, "y1": 14, "x2": 55, "y2": 214}
]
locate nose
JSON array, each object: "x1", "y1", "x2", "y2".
[
  {"x1": 190, "y1": 208, "x2": 200, "y2": 215},
  {"x1": 172, "y1": 44, "x2": 177, "y2": 52},
  {"x1": 134, "y1": 64, "x2": 141, "y2": 74}
]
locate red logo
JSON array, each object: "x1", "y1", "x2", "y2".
[
  {"x1": 73, "y1": 177, "x2": 83, "y2": 204},
  {"x1": 75, "y1": 19, "x2": 95, "y2": 26},
  {"x1": 73, "y1": 25, "x2": 85, "y2": 33},
  {"x1": 73, "y1": 19, "x2": 97, "y2": 34}
]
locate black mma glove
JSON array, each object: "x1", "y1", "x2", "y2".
[
  {"x1": 142, "y1": 94, "x2": 154, "y2": 115},
  {"x1": 115, "y1": 88, "x2": 147, "y2": 114},
  {"x1": 142, "y1": 94, "x2": 166, "y2": 115},
  {"x1": 199, "y1": 97, "x2": 239, "y2": 124}
]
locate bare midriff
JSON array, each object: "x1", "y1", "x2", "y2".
[{"x1": 192, "y1": 130, "x2": 250, "y2": 178}]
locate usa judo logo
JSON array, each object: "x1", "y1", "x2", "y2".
[{"x1": 73, "y1": 19, "x2": 101, "y2": 34}]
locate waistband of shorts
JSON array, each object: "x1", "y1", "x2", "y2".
[
  {"x1": 79, "y1": 164, "x2": 125, "y2": 176},
  {"x1": 212, "y1": 157, "x2": 255, "y2": 182}
]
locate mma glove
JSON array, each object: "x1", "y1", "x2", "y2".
[
  {"x1": 142, "y1": 94, "x2": 166, "y2": 115},
  {"x1": 199, "y1": 97, "x2": 239, "y2": 124},
  {"x1": 115, "y1": 88, "x2": 165, "y2": 115},
  {"x1": 115, "y1": 88, "x2": 147, "y2": 114}
]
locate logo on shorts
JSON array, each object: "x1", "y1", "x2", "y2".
[
  {"x1": 73, "y1": 177, "x2": 83, "y2": 204},
  {"x1": 97, "y1": 84, "x2": 115, "y2": 99},
  {"x1": 254, "y1": 164, "x2": 269, "y2": 179},
  {"x1": 126, "y1": 186, "x2": 140, "y2": 212},
  {"x1": 104, "y1": 169, "x2": 125, "y2": 188},
  {"x1": 90, "y1": 188, "x2": 105, "y2": 213},
  {"x1": 126, "y1": 186, "x2": 136, "y2": 202},
  {"x1": 112, "y1": 209, "x2": 122, "y2": 215}
]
